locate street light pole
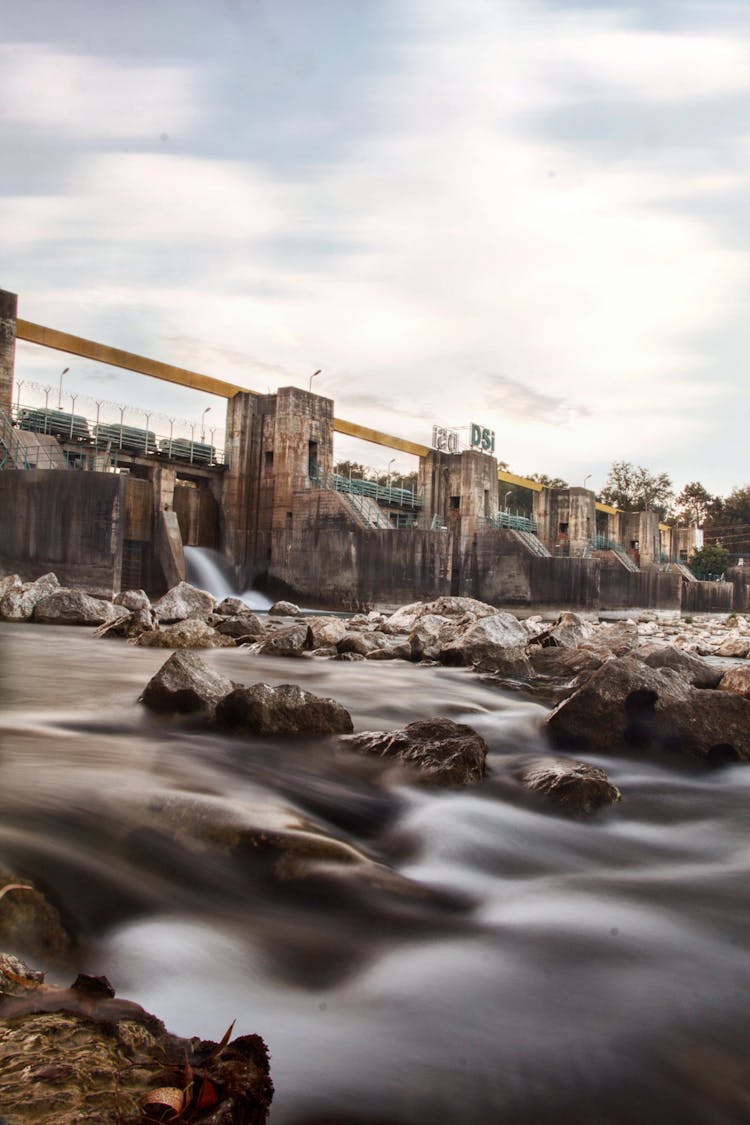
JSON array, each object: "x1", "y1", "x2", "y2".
[
  {"x1": 584, "y1": 474, "x2": 592, "y2": 490},
  {"x1": 57, "y1": 367, "x2": 69, "y2": 409},
  {"x1": 201, "y1": 406, "x2": 211, "y2": 442},
  {"x1": 309, "y1": 369, "x2": 321, "y2": 392}
]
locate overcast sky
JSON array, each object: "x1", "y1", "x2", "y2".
[{"x1": 2, "y1": 0, "x2": 749, "y2": 493}]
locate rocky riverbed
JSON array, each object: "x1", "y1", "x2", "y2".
[{"x1": 1, "y1": 571, "x2": 750, "y2": 1122}]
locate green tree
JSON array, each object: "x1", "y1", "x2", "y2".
[
  {"x1": 702, "y1": 485, "x2": 750, "y2": 559},
  {"x1": 689, "y1": 544, "x2": 729, "y2": 580},
  {"x1": 598, "y1": 461, "x2": 674, "y2": 521},
  {"x1": 333, "y1": 460, "x2": 369, "y2": 480},
  {"x1": 527, "y1": 472, "x2": 569, "y2": 488},
  {"x1": 674, "y1": 481, "x2": 714, "y2": 527}
]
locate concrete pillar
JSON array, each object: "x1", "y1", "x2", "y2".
[{"x1": 0, "y1": 289, "x2": 18, "y2": 416}]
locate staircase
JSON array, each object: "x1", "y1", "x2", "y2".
[
  {"x1": 509, "y1": 528, "x2": 551, "y2": 557},
  {"x1": 340, "y1": 490, "x2": 393, "y2": 529},
  {"x1": 1, "y1": 410, "x2": 69, "y2": 469}
]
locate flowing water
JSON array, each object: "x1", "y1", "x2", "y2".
[{"x1": 1, "y1": 616, "x2": 749, "y2": 1123}]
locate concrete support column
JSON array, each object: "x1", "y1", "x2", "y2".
[{"x1": 0, "y1": 289, "x2": 18, "y2": 416}]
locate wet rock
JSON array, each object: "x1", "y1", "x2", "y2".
[
  {"x1": 516, "y1": 756, "x2": 621, "y2": 814},
  {"x1": 637, "y1": 643, "x2": 723, "y2": 689},
  {"x1": 337, "y1": 631, "x2": 388, "y2": 657},
  {"x1": 423, "y1": 595, "x2": 498, "y2": 620},
  {"x1": 546, "y1": 655, "x2": 750, "y2": 763},
  {"x1": 366, "y1": 640, "x2": 412, "y2": 661},
  {"x1": 140, "y1": 651, "x2": 235, "y2": 715},
  {"x1": 33, "y1": 589, "x2": 122, "y2": 626},
  {"x1": 215, "y1": 596, "x2": 251, "y2": 616},
  {"x1": 335, "y1": 651, "x2": 366, "y2": 661},
  {"x1": 440, "y1": 612, "x2": 530, "y2": 675},
  {"x1": 408, "y1": 614, "x2": 456, "y2": 661},
  {"x1": 0, "y1": 955, "x2": 273, "y2": 1125},
  {"x1": 341, "y1": 718, "x2": 488, "y2": 785},
  {"x1": 254, "y1": 621, "x2": 309, "y2": 657},
  {"x1": 714, "y1": 634, "x2": 750, "y2": 658},
  {"x1": 0, "y1": 874, "x2": 71, "y2": 963},
  {"x1": 215, "y1": 612, "x2": 263, "y2": 639},
  {"x1": 584, "y1": 620, "x2": 639, "y2": 658},
  {"x1": 137, "y1": 619, "x2": 236, "y2": 649},
  {"x1": 380, "y1": 601, "x2": 423, "y2": 635},
  {"x1": 528, "y1": 646, "x2": 605, "y2": 679},
  {"x1": 531, "y1": 611, "x2": 596, "y2": 650},
  {"x1": 216, "y1": 682, "x2": 354, "y2": 735},
  {"x1": 112, "y1": 588, "x2": 158, "y2": 635},
  {"x1": 0, "y1": 573, "x2": 60, "y2": 621},
  {"x1": 153, "y1": 580, "x2": 215, "y2": 624},
  {"x1": 114, "y1": 588, "x2": 151, "y2": 613},
  {"x1": 268, "y1": 599, "x2": 301, "y2": 616},
  {"x1": 0, "y1": 573, "x2": 22, "y2": 598},
  {"x1": 718, "y1": 665, "x2": 750, "y2": 698},
  {"x1": 306, "y1": 615, "x2": 348, "y2": 648}
]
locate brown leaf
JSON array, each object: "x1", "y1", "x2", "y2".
[
  {"x1": 217, "y1": 1019, "x2": 236, "y2": 1050},
  {"x1": 140, "y1": 1085, "x2": 185, "y2": 1119},
  {"x1": 194, "y1": 1076, "x2": 221, "y2": 1110}
]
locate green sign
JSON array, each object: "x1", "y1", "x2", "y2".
[{"x1": 470, "y1": 422, "x2": 495, "y2": 455}]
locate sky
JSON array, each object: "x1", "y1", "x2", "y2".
[{"x1": 2, "y1": 0, "x2": 749, "y2": 494}]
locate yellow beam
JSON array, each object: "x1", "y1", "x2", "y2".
[
  {"x1": 16, "y1": 319, "x2": 250, "y2": 400},
  {"x1": 332, "y1": 417, "x2": 430, "y2": 458},
  {"x1": 497, "y1": 469, "x2": 544, "y2": 492},
  {"x1": 596, "y1": 501, "x2": 618, "y2": 515}
]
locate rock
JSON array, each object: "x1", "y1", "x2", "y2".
[
  {"x1": 335, "y1": 651, "x2": 366, "y2": 661},
  {"x1": 380, "y1": 601, "x2": 423, "y2": 635},
  {"x1": 112, "y1": 588, "x2": 158, "y2": 634},
  {"x1": 714, "y1": 634, "x2": 750, "y2": 658},
  {"x1": 215, "y1": 682, "x2": 354, "y2": 735},
  {"x1": 528, "y1": 646, "x2": 604, "y2": 679},
  {"x1": 0, "y1": 573, "x2": 22, "y2": 598},
  {"x1": 153, "y1": 581, "x2": 215, "y2": 624},
  {"x1": 545, "y1": 655, "x2": 750, "y2": 763},
  {"x1": 366, "y1": 640, "x2": 412, "y2": 661},
  {"x1": 0, "y1": 873, "x2": 71, "y2": 962},
  {"x1": 140, "y1": 651, "x2": 235, "y2": 715},
  {"x1": 0, "y1": 955, "x2": 273, "y2": 1125},
  {"x1": 637, "y1": 644, "x2": 724, "y2": 689},
  {"x1": 336, "y1": 631, "x2": 388, "y2": 657},
  {"x1": 440, "y1": 612, "x2": 529, "y2": 675},
  {"x1": 268, "y1": 599, "x2": 301, "y2": 616},
  {"x1": 408, "y1": 614, "x2": 456, "y2": 661},
  {"x1": 92, "y1": 609, "x2": 133, "y2": 639},
  {"x1": 137, "y1": 619, "x2": 236, "y2": 649},
  {"x1": 254, "y1": 621, "x2": 310, "y2": 657},
  {"x1": 718, "y1": 665, "x2": 750, "y2": 698},
  {"x1": 306, "y1": 615, "x2": 348, "y2": 648},
  {"x1": 516, "y1": 756, "x2": 621, "y2": 814},
  {"x1": 422, "y1": 595, "x2": 498, "y2": 620},
  {"x1": 215, "y1": 612, "x2": 263, "y2": 638},
  {"x1": 531, "y1": 611, "x2": 595, "y2": 650},
  {"x1": 0, "y1": 573, "x2": 60, "y2": 621},
  {"x1": 341, "y1": 718, "x2": 488, "y2": 785},
  {"x1": 114, "y1": 588, "x2": 151, "y2": 612},
  {"x1": 584, "y1": 621, "x2": 639, "y2": 658},
  {"x1": 33, "y1": 589, "x2": 121, "y2": 626},
  {"x1": 215, "y1": 596, "x2": 250, "y2": 616}
]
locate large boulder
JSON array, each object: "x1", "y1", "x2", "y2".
[
  {"x1": 153, "y1": 581, "x2": 215, "y2": 624},
  {"x1": 254, "y1": 621, "x2": 309, "y2": 657},
  {"x1": 341, "y1": 718, "x2": 488, "y2": 785},
  {"x1": 140, "y1": 651, "x2": 235, "y2": 715},
  {"x1": 0, "y1": 573, "x2": 60, "y2": 622},
  {"x1": 215, "y1": 682, "x2": 353, "y2": 735},
  {"x1": 546, "y1": 655, "x2": 750, "y2": 764},
  {"x1": 714, "y1": 634, "x2": 750, "y2": 659},
  {"x1": 637, "y1": 643, "x2": 723, "y2": 689},
  {"x1": 113, "y1": 588, "x2": 157, "y2": 634},
  {"x1": 137, "y1": 619, "x2": 236, "y2": 649},
  {"x1": 214, "y1": 596, "x2": 251, "y2": 616},
  {"x1": 268, "y1": 599, "x2": 301, "y2": 616},
  {"x1": 440, "y1": 612, "x2": 529, "y2": 674},
  {"x1": 515, "y1": 756, "x2": 621, "y2": 814},
  {"x1": 379, "y1": 601, "x2": 423, "y2": 635},
  {"x1": 408, "y1": 614, "x2": 457, "y2": 661},
  {"x1": 337, "y1": 630, "x2": 389, "y2": 657},
  {"x1": 528, "y1": 646, "x2": 604, "y2": 680},
  {"x1": 214, "y1": 613, "x2": 263, "y2": 639},
  {"x1": 306, "y1": 615, "x2": 348, "y2": 649},
  {"x1": 531, "y1": 612, "x2": 595, "y2": 650},
  {"x1": 584, "y1": 620, "x2": 639, "y2": 658},
  {"x1": 33, "y1": 589, "x2": 121, "y2": 626},
  {"x1": 718, "y1": 665, "x2": 750, "y2": 698}
]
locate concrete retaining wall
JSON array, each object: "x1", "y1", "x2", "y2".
[
  {"x1": 600, "y1": 567, "x2": 681, "y2": 611},
  {"x1": 463, "y1": 530, "x2": 599, "y2": 608},
  {"x1": 681, "y1": 580, "x2": 734, "y2": 614},
  {"x1": 0, "y1": 469, "x2": 125, "y2": 595}
]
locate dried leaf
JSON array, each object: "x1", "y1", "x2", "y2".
[
  {"x1": 194, "y1": 1076, "x2": 220, "y2": 1110},
  {"x1": 140, "y1": 1085, "x2": 185, "y2": 1119},
  {"x1": 217, "y1": 1019, "x2": 236, "y2": 1050},
  {"x1": 0, "y1": 883, "x2": 34, "y2": 901}
]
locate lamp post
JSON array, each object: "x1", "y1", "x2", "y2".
[
  {"x1": 584, "y1": 474, "x2": 592, "y2": 490},
  {"x1": 504, "y1": 490, "x2": 512, "y2": 510},
  {"x1": 57, "y1": 367, "x2": 69, "y2": 409},
  {"x1": 309, "y1": 369, "x2": 321, "y2": 392},
  {"x1": 201, "y1": 406, "x2": 211, "y2": 442}
]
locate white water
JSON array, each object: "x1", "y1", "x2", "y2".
[
  {"x1": 1, "y1": 622, "x2": 749, "y2": 1123},
  {"x1": 184, "y1": 545, "x2": 272, "y2": 610}
]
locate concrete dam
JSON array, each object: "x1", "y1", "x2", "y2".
[{"x1": 1, "y1": 287, "x2": 744, "y2": 615}]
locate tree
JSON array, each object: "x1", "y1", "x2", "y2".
[
  {"x1": 674, "y1": 481, "x2": 714, "y2": 527},
  {"x1": 527, "y1": 472, "x2": 569, "y2": 488},
  {"x1": 702, "y1": 485, "x2": 750, "y2": 559},
  {"x1": 689, "y1": 544, "x2": 729, "y2": 580},
  {"x1": 333, "y1": 460, "x2": 368, "y2": 480},
  {"x1": 598, "y1": 461, "x2": 674, "y2": 521}
]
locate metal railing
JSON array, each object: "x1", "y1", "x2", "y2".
[
  {"x1": 9, "y1": 403, "x2": 227, "y2": 469},
  {"x1": 483, "y1": 509, "x2": 538, "y2": 533},
  {"x1": 590, "y1": 536, "x2": 639, "y2": 571},
  {"x1": 314, "y1": 470, "x2": 423, "y2": 510}
]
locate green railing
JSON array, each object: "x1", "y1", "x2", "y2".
[
  {"x1": 484, "y1": 510, "x2": 538, "y2": 533},
  {"x1": 313, "y1": 471, "x2": 423, "y2": 510}
]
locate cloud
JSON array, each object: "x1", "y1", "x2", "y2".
[
  {"x1": 0, "y1": 43, "x2": 200, "y2": 139},
  {"x1": 483, "y1": 373, "x2": 590, "y2": 425}
]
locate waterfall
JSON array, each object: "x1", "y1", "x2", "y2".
[{"x1": 183, "y1": 546, "x2": 272, "y2": 610}]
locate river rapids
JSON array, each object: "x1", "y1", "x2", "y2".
[{"x1": 1, "y1": 613, "x2": 749, "y2": 1123}]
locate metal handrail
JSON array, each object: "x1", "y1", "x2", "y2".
[
  {"x1": 484, "y1": 510, "x2": 538, "y2": 533},
  {"x1": 314, "y1": 470, "x2": 423, "y2": 510}
]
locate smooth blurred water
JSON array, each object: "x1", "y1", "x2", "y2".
[{"x1": 1, "y1": 621, "x2": 749, "y2": 1123}]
